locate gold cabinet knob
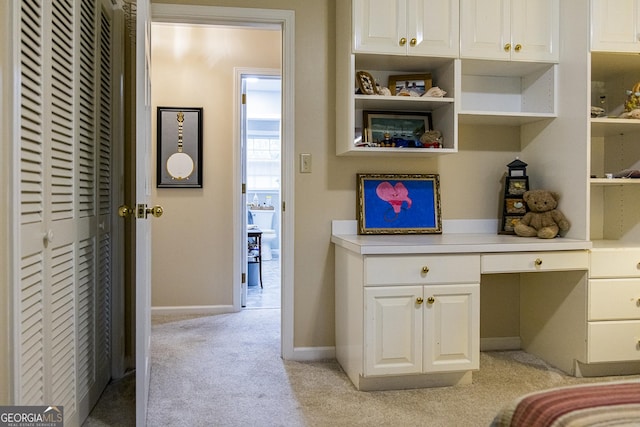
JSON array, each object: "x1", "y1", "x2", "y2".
[
  {"x1": 504, "y1": 43, "x2": 511, "y2": 52},
  {"x1": 514, "y1": 43, "x2": 522, "y2": 52},
  {"x1": 535, "y1": 258, "x2": 543, "y2": 266},
  {"x1": 147, "y1": 205, "x2": 164, "y2": 218},
  {"x1": 399, "y1": 37, "x2": 407, "y2": 46},
  {"x1": 422, "y1": 266, "x2": 429, "y2": 274},
  {"x1": 118, "y1": 205, "x2": 133, "y2": 218},
  {"x1": 410, "y1": 38, "x2": 417, "y2": 46},
  {"x1": 427, "y1": 297, "x2": 435, "y2": 304},
  {"x1": 416, "y1": 297, "x2": 424, "y2": 305}
]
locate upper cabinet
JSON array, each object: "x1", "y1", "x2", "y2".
[
  {"x1": 460, "y1": 0, "x2": 559, "y2": 62},
  {"x1": 353, "y1": 0, "x2": 459, "y2": 58},
  {"x1": 591, "y1": 0, "x2": 640, "y2": 52}
]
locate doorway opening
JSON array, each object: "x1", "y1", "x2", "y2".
[
  {"x1": 151, "y1": 3, "x2": 296, "y2": 362},
  {"x1": 242, "y1": 74, "x2": 282, "y2": 309}
]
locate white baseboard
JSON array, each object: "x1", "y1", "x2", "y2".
[
  {"x1": 290, "y1": 346, "x2": 336, "y2": 361},
  {"x1": 287, "y1": 339, "x2": 519, "y2": 362},
  {"x1": 480, "y1": 336, "x2": 521, "y2": 352},
  {"x1": 151, "y1": 305, "x2": 236, "y2": 317}
]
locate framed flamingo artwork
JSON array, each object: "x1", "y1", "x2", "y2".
[{"x1": 356, "y1": 173, "x2": 442, "y2": 235}]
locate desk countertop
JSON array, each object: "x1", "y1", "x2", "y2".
[{"x1": 331, "y1": 233, "x2": 592, "y2": 255}]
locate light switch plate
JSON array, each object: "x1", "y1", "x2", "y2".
[{"x1": 300, "y1": 153, "x2": 312, "y2": 173}]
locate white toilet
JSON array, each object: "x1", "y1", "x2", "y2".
[{"x1": 249, "y1": 209, "x2": 277, "y2": 260}]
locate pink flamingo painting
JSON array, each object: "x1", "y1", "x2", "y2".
[{"x1": 376, "y1": 181, "x2": 412, "y2": 221}]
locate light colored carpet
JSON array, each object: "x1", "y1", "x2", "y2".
[{"x1": 85, "y1": 309, "x2": 640, "y2": 426}]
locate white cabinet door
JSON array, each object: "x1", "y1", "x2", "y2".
[
  {"x1": 460, "y1": 0, "x2": 510, "y2": 60},
  {"x1": 423, "y1": 284, "x2": 480, "y2": 372},
  {"x1": 461, "y1": 0, "x2": 558, "y2": 62},
  {"x1": 511, "y1": 0, "x2": 559, "y2": 62},
  {"x1": 409, "y1": 0, "x2": 460, "y2": 57},
  {"x1": 353, "y1": 0, "x2": 459, "y2": 57},
  {"x1": 591, "y1": 0, "x2": 640, "y2": 52},
  {"x1": 353, "y1": 0, "x2": 407, "y2": 54},
  {"x1": 364, "y1": 286, "x2": 423, "y2": 376}
]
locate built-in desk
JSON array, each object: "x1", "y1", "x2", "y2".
[{"x1": 332, "y1": 220, "x2": 595, "y2": 391}]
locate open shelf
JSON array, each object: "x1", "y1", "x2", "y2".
[
  {"x1": 590, "y1": 178, "x2": 640, "y2": 186},
  {"x1": 460, "y1": 60, "x2": 556, "y2": 119},
  {"x1": 458, "y1": 111, "x2": 556, "y2": 126},
  {"x1": 591, "y1": 118, "x2": 640, "y2": 136}
]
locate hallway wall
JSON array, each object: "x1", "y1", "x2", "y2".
[{"x1": 151, "y1": 25, "x2": 281, "y2": 307}]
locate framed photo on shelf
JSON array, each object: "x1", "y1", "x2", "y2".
[
  {"x1": 355, "y1": 70, "x2": 378, "y2": 95},
  {"x1": 357, "y1": 173, "x2": 442, "y2": 235},
  {"x1": 363, "y1": 110, "x2": 432, "y2": 147},
  {"x1": 157, "y1": 106, "x2": 203, "y2": 188},
  {"x1": 388, "y1": 73, "x2": 432, "y2": 96}
]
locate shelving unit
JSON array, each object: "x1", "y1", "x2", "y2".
[
  {"x1": 335, "y1": 0, "x2": 560, "y2": 156},
  {"x1": 336, "y1": 52, "x2": 458, "y2": 156},
  {"x1": 589, "y1": 52, "x2": 640, "y2": 243}
]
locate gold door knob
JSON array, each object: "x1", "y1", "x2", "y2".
[
  {"x1": 535, "y1": 258, "x2": 543, "y2": 266},
  {"x1": 422, "y1": 266, "x2": 429, "y2": 274},
  {"x1": 416, "y1": 297, "x2": 424, "y2": 305},
  {"x1": 427, "y1": 297, "x2": 435, "y2": 304},
  {"x1": 410, "y1": 38, "x2": 417, "y2": 46},
  {"x1": 118, "y1": 205, "x2": 133, "y2": 217},
  {"x1": 504, "y1": 43, "x2": 511, "y2": 52},
  {"x1": 399, "y1": 37, "x2": 407, "y2": 46},
  {"x1": 514, "y1": 43, "x2": 522, "y2": 52},
  {"x1": 146, "y1": 205, "x2": 164, "y2": 218}
]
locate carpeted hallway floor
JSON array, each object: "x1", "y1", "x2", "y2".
[{"x1": 84, "y1": 308, "x2": 640, "y2": 426}]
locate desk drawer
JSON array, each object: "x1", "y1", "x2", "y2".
[
  {"x1": 589, "y1": 279, "x2": 640, "y2": 321},
  {"x1": 588, "y1": 321, "x2": 640, "y2": 363},
  {"x1": 590, "y1": 249, "x2": 640, "y2": 278},
  {"x1": 481, "y1": 251, "x2": 588, "y2": 274},
  {"x1": 364, "y1": 255, "x2": 480, "y2": 286}
]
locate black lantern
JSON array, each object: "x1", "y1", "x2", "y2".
[
  {"x1": 507, "y1": 158, "x2": 528, "y2": 177},
  {"x1": 499, "y1": 158, "x2": 530, "y2": 234}
]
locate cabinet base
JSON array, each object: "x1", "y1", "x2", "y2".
[
  {"x1": 354, "y1": 371, "x2": 473, "y2": 391},
  {"x1": 574, "y1": 360, "x2": 640, "y2": 377}
]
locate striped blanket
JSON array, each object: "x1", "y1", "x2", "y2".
[{"x1": 491, "y1": 381, "x2": 640, "y2": 426}]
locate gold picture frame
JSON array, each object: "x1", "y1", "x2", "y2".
[
  {"x1": 388, "y1": 73, "x2": 432, "y2": 96},
  {"x1": 357, "y1": 173, "x2": 442, "y2": 235}
]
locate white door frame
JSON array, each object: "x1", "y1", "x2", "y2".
[
  {"x1": 236, "y1": 69, "x2": 281, "y2": 309},
  {"x1": 151, "y1": 4, "x2": 295, "y2": 359}
]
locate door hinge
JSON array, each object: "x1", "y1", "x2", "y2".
[
  {"x1": 282, "y1": 201, "x2": 285, "y2": 212},
  {"x1": 242, "y1": 183, "x2": 246, "y2": 194},
  {"x1": 242, "y1": 93, "x2": 246, "y2": 105},
  {"x1": 242, "y1": 273, "x2": 246, "y2": 283}
]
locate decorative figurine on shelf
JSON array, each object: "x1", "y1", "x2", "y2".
[
  {"x1": 419, "y1": 130, "x2": 442, "y2": 148},
  {"x1": 499, "y1": 158, "x2": 529, "y2": 234},
  {"x1": 514, "y1": 189, "x2": 570, "y2": 239}
]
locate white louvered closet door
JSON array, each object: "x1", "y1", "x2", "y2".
[{"x1": 17, "y1": 1, "x2": 114, "y2": 425}]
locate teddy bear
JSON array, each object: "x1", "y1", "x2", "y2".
[{"x1": 514, "y1": 189, "x2": 570, "y2": 239}]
